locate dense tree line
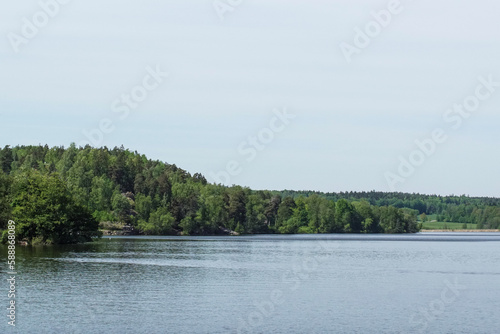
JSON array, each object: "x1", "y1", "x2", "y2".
[
  {"x1": 273, "y1": 190, "x2": 500, "y2": 228},
  {"x1": 0, "y1": 145, "x2": 498, "y2": 241}
]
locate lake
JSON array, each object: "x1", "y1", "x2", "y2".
[{"x1": 2, "y1": 233, "x2": 500, "y2": 333}]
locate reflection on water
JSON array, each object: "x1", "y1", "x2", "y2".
[{"x1": 2, "y1": 234, "x2": 500, "y2": 333}]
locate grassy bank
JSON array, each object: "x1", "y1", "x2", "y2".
[
  {"x1": 421, "y1": 222, "x2": 477, "y2": 230},
  {"x1": 421, "y1": 229, "x2": 499, "y2": 232}
]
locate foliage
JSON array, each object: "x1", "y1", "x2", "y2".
[
  {"x1": 138, "y1": 207, "x2": 175, "y2": 235},
  {"x1": 8, "y1": 171, "x2": 100, "y2": 244},
  {"x1": 0, "y1": 171, "x2": 12, "y2": 230},
  {"x1": 1, "y1": 145, "x2": 499, "y2": 238}
]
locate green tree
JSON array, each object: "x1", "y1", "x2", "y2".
[
  {"x1": 264, "y1": 195, "x2": 281, "y2": 227},
  {"x1": 245, "y1": 194, "x2": 267, "y2": 233},
  {"x1": 55, "y1": 143, "x2": 78, "y2": 178},
  {"x1": 353, "y1": 201, "x2": 378, "y2": 233},
  {"x1": 227, "y1": 186, "x2": 247, "y2": 231},
  {"x1": 0, "y1": 171, "x2": 12, "y2": 229},
  {"x1": 138, "y1": 207, "x2": 175, "y2": 235},
  {"x1": 194, "y1": 185, "x2": 227, "y2": 234},
  {"x1": 276, "y1": 197, "x2": 296, "y2": 229},
  {"x1": 10, "y1": 171, "x2": 99, "y2": 244},
  {"x1": 134, "y1": 193, "x2": 154, "y2": 222},
  {"x1": 170, "y1": 181, "x2": 200, "y2": 229},
  {"x1": 279, "y1": 197, "x2": 309, "y2": 234},
  {"x1": 111, "y1": 189, "x2": 132, "y2": 222},
  {"x1": 318, "y1": 200, "x2": 337, "y2": 233},
  {"x1": 0, "y1": 145, "x2": 13, "y2": 174},
  {"x1": 336, "y1": 199, "x2": 361, "y2": 233},
  {"x1": 89, "y1": 175, "x2": 114, "y2": 213},
  {"x1": 306, "y1": 195, "x2": 322, "y2": 233},
  {"x1": 179, "y1": 215, "x2": 196, "y2": 235}
]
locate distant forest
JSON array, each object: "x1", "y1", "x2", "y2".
[{"x1": 1, "y1": 145, "x2": 499, "y2": 244}]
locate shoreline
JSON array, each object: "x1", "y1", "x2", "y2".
[{"x1": 421, "y1": 229, "x2": 500, "y2": 233}]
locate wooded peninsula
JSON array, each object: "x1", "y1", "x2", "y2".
[{"x1": 1, "y1": 145, "x2": 499, "y2": 244}]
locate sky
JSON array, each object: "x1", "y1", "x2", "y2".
[{"x1": 1, "y1": 0, "x2": 499, "y2": 197}]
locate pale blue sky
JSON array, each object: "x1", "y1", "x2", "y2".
[{"x1": 1, "y1": 0, "x2": 499, "y2": 196}]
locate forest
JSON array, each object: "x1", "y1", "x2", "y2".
[{"x1": 0, "y1": 144, "x2": 499, "y2": 244}]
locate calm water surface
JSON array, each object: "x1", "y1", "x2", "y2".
[{"x1": 2, "y1": 233, "x2": 500, "y2": 333}]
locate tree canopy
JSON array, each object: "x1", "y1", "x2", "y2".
[
  {"x1": 1, "y1": 144, "x2": 499, "y2": 240},
  {"x1": 7, "y1": 170, "x2": 100, "y2": 244}
]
